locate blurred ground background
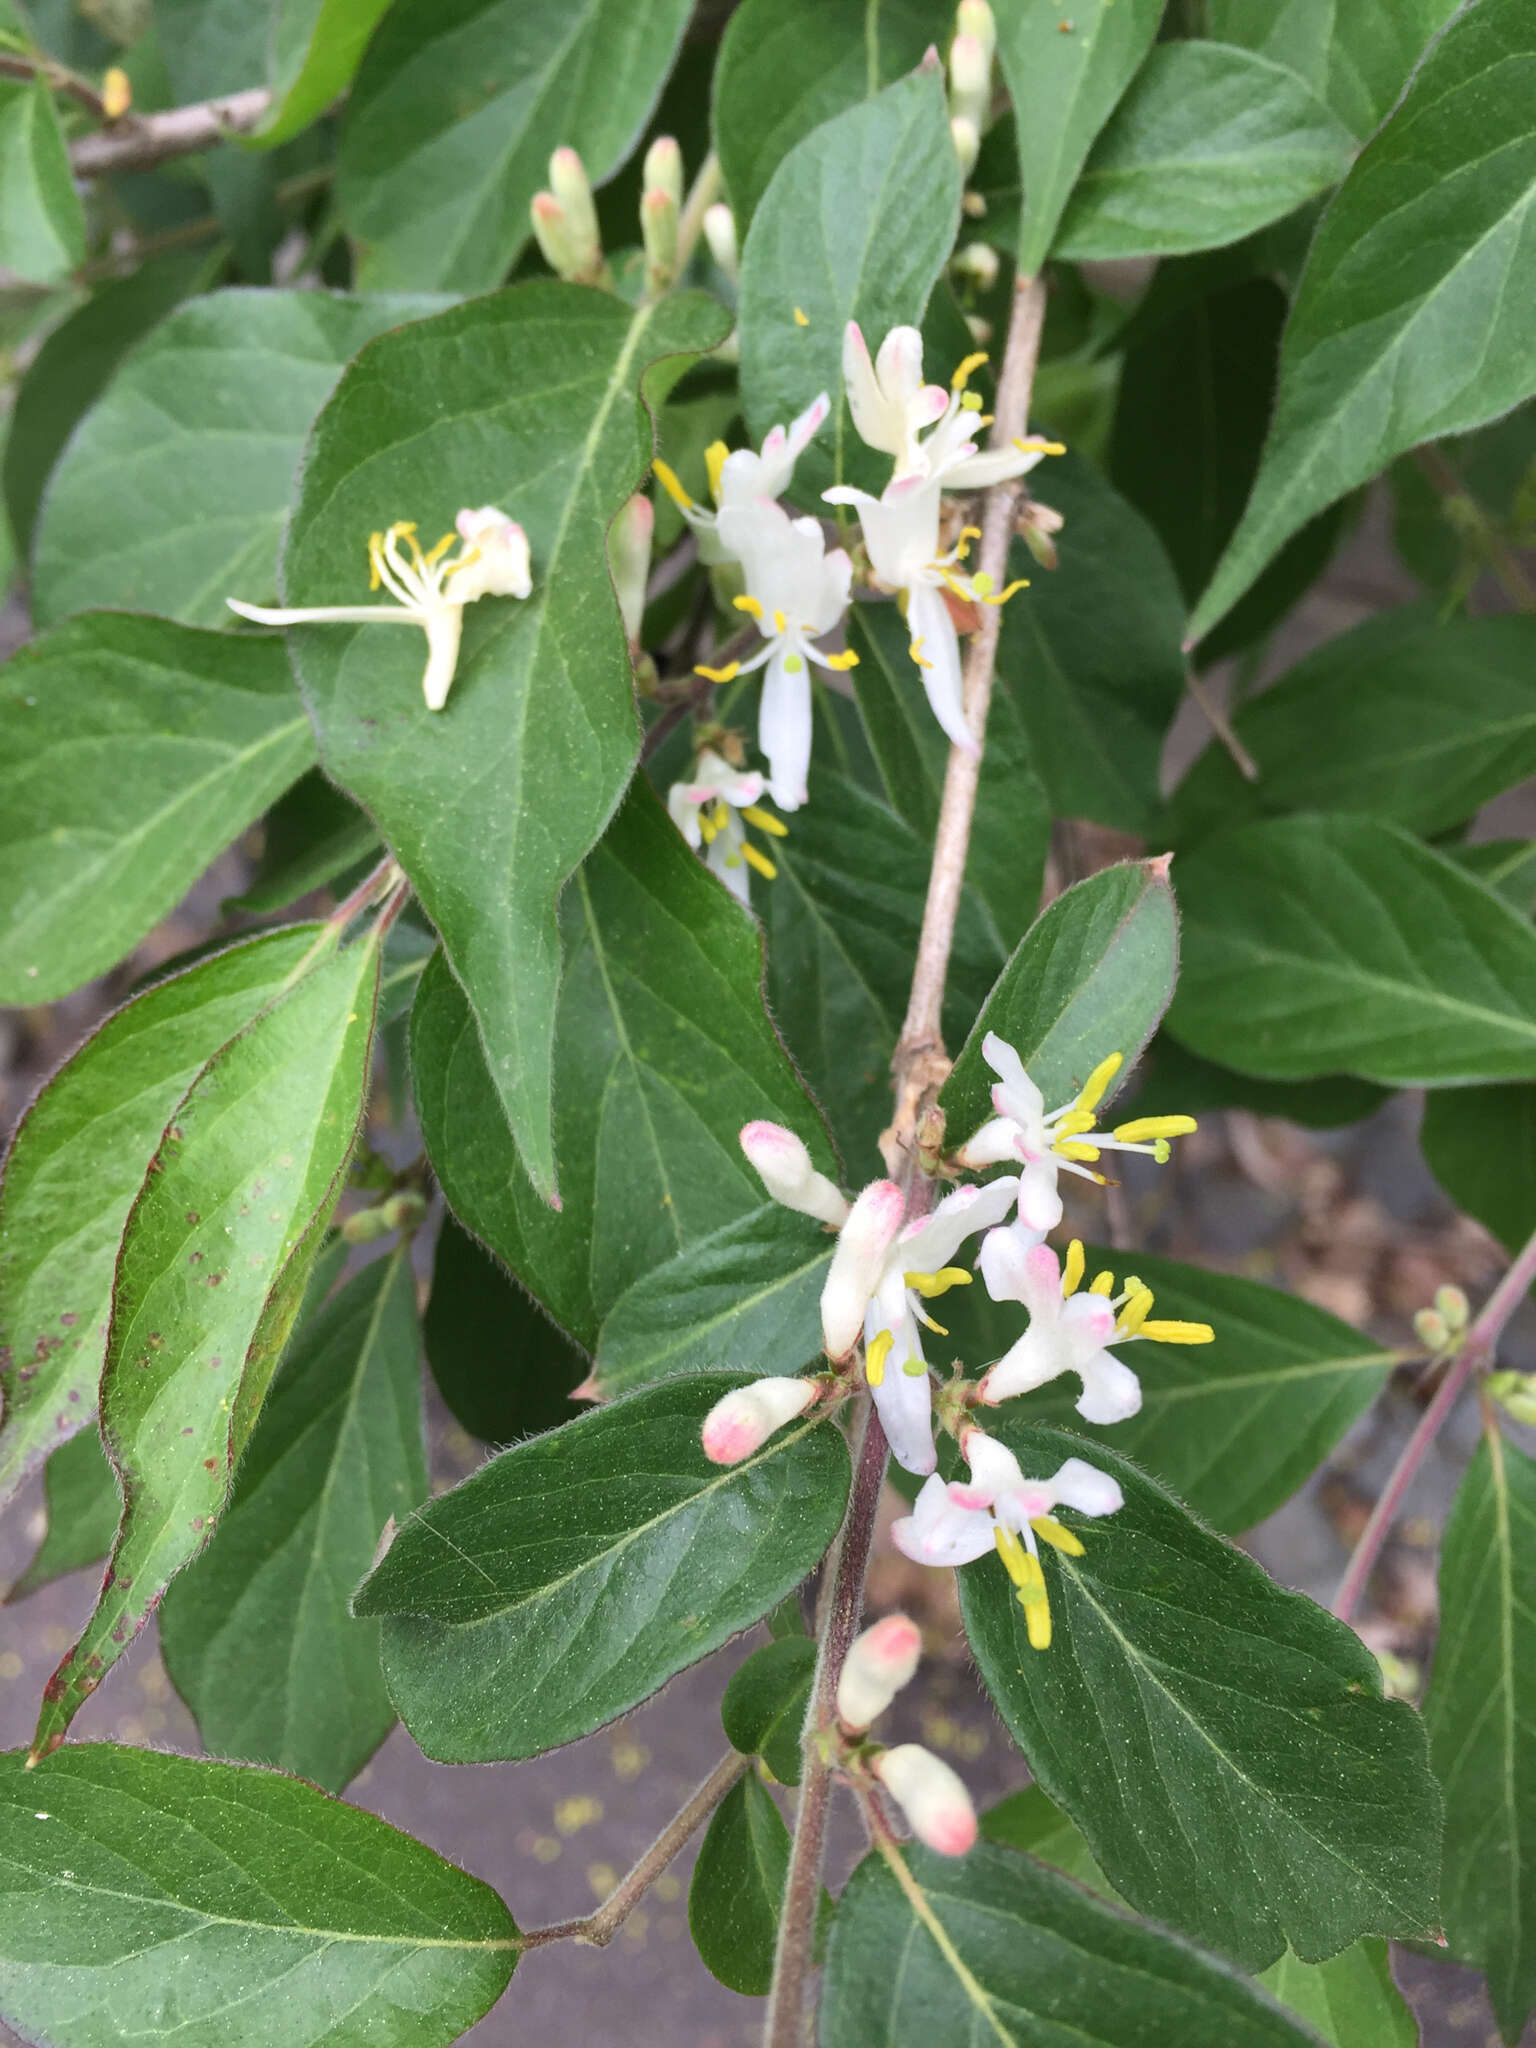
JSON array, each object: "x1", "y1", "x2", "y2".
[{"x1": 3, "y1": 496, "x2": 1535, "y2": 2046}]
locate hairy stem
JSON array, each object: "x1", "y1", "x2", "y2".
[
  {"x1": 71, "y1": 86, "x2": 274, "y2": 175},
  {"x1": 886, "y1": 273, "x2": 1050, "y2": 1171},
  {"x1": 764, "y1": 1398, "x2": 889, "y2": 2046},
  {"x1": 520, "y1": 1749, "x2": 750, "y2": 1950},
  {"x1": 1333, "y1": 1220, "x2": 1536, "y2": 1622}
]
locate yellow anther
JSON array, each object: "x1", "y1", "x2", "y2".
[
  {"x1": 1089, "y1": 1271, "x2": 1115, "y2": 1296},
  {"x1": 704, "y1": 440, "x2": 729, "y2": 503},
  {"x1": 1111, "y1": 1115, "x2": 1198, "y2": 1143},
  {"x1": 1076, "y1": 1051, "x2": 1123, "y2": 1116},
  {"x1": 697, "y1": 805, "x2": 721, "y2": 844},
  {"x1": 903, "y1": 1267, "x2": 973, "y2": 1299},
  {"x1": 742, "y1": 842, "x2": 777, "y2": 880},
  {"x1": 652, "y1": 458, "x2": 695, "y2": 511},
  {"x1": 423, "y1": 531, "x2": 457, "y2": 568},
  {"x1": 993, "y1": 1524, "x2": 1031, "y2": 1588},
  {"x1": 865, "y1": 1327, "x2": 894, "y2": 1387},
  {"x1": 1014, "y1": 436, "x2": 1066, "y2": 457},
  {"x1": 1140, "y1": 1320, "x2": 1216, "y2": 1345},
  {"x1": 1030, "y1": 1515, "x2": 1085, "y2": 1558},
  {"x1": 741, "y1": 804, "x2": 788, "y2": 837},
  {"x1": 1055, "y1": 1140, "x2": 1100, "y2": 1163},
  {"x1": 1061, "y1": 1239, "x2": 1085, "y2": 1297},
  {"x1": 772, "y1": 608, "x2": 787, "y2": 633},
  {"x1": 1116, "y1": 1288, "x2": 1154, "y2": 1337},
  {"x1": 982, "y1": 576, "x2": 1029, "y2": 605},
  {"x1": 444, "y1": 542, "x2": 481, "y2": 582},
  {"x1": 793, "y1": 306, "x2": 810, "y2": 327},
  {"x1": 1003, "y1": 1545, "x2": 1052, "y2": 1649},
  {"x1": 909, "y1": 638, "x2": 933, "y2": 670},
  {"x1": 958, "y1": 525, "x2": 983, "y2": 542},
  {"x1": 733, "y1": 594, "x2": 765, "y2": 620},
  {"x1": 694, "y1": 661, "x2": 741, "y2": 682},
  {"x1": 824, "y1": 648, "x2": 860, "y2": 670},
  {"x1": 951, "y1": 349, "x2": 989, "y2": 390},
  {"x1": 1053, "y1": 1109, "x2": 1097, "y2": 1140}
]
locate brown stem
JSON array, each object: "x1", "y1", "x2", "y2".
[
  {"x1": 1332, "y1": 1220, "x2": 1536, "y2": 1622},
  {"x1": 519, "y1": 1749, "x2": 750, "y2": 1950},
  {"x1": 0, "y1": 49, "x2": 109, "y2": 117},
  {"x1": 1413, "y1": 443, "x2": 1536, "y2": 613},
  {"x1": 70, "y1": 85, "x2": 273, "y2": 175},
  {"x1": 1183, "y1": 663, "x2": 1259, "y2": 781},
  {"x1": 326, "y1": 854, "x2": 403, "y2": 931},
  {"x1": 885, "y1": 273, "x2": 1049, "y2": 1173},
  {"x1": 764, "y1": 1399, "x2": 889, "y2": 2047}
]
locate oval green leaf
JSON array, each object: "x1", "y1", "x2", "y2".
[{"x1": 721, "y1": 1636, "x2": 816, "y2": 1785}]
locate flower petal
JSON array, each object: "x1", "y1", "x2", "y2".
[{"x1": 821, "y1": 1180, "x2": 905, "y2": 1359}]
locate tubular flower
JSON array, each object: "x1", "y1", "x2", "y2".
[
  {"x1": 892, "y1": 1431, "x2": 1123, "y2": 1649},
  {"x1": 842, "y1": 322, "x2": 1063, "y2": 490},
  {"x1": 739, "y1": 1121, "x2": 849, "y2": 1228},
  {"x1": 979, "y1": 1234, "x2": 1213, "y2": 1420},
  {"x1": 228, "y1": 508, "x2": 531, "y2": 712},
  {"x1": 653, "y1": 392, "x2": 830, "y2": 565},
  {"x1": 820, "y1": 1175, "x2": 1020, "y2": 1476},
  {"x1": 701, "y1": 1375, "x2": 817, "y2": 1464},
  {"x1": 953, "y1": 1032, "x2": 1198, "y2": 1232},
  {"x1": 667, "y1": 749, "x2": 788, "y2": 904},
  {"x1": 873, "y1": 1743, "x2": 978, "y2": 1856},
  {"x1": 836, "y1": 1612, "x2": 922, "y2": 1732},
  {"x1": 702, "y1": 499, "x2": 855, "y2": 811}
]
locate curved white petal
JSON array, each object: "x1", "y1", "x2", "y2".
[
  {"x1": 227, "y1": 600, "x2": 421, "y2": 627},
  {"x1": 891, "y1": 1476, "x2": 995, "y2": 1564},
  {"x1": 907, "y1": 582, "x2": 974, "y2": 753},
  {"x1": 1049, "y1": 1457, "x2": 1124, "y2": 1519},
  {"x1": 871, "y1": 1349, "x2": 937, "y2": 1476},
  {"x1": 942, "y1": 444, "x2": 1042, "y2": 490},
  {"x1": 982, "y1": 1032, "x2": 1045, "y2": 1126},
  {"x1": 902, "y1": 1176, "x2": 1020, "y2": 1275},
  {"x1": 821, "y1": 1180, "x2": 905, "y2": 1358},
  {"x1": 757, "y1": 648, "x2": 812, "y2": 811},
  {"x1": 980, "y1": 1326, "x2": 1064, "y2": 1404},
  {"x1": 1016, "y1": 1154, "x2": 1064, "y2": 1233},
  {"x1": 953, "y1": 1116, "x2": 1023, "y2": 1170},
  {"x1": 1075, "y1": 1351, "x2": 1143, "y2": 1425}
]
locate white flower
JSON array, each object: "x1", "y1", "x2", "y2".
[
  {"x1": 837, "y1": 1613, "x2": 922, "y2": 1732},
  {"x1": 978, "y1": 1234, "x2": 1215, "y2": 1420},
  {"x1": 891, "y1": 1430, "x2": 1122, "y2": 1649},
  {"x1": 953, "y1": 1033, "x2": 1197, "y2": 1232},
  {"x1": 819, "y1": 1175, "x2": 1019, "y2": 1476},
  {"x1": 739, "y1": 1121, "x2": 849, "y2": 1227},
  {"x1": 873, "y1": 1743, "x2": 977, "y2": 1855},
  {"x1": 701, "y1": 1376, "x2": 817, "y2": 1464},
  {"x1": 842, "y1": 321, "x2": 1063, "y2": 489},
  {"x1": 228, "y1": 508, "x2": 531, "y2": 712},
  {"x1": 653, "y1": 392, "x2": 830, "y2": 565},
  {"x1": 698, "y1": 499, "x2": 855, "y2": 811},
  {"x1": 667, "y1": 749, "x2": 787, "y2": 905}
]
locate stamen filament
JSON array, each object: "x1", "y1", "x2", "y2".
[{"x1": 652, "y1": 458, "x2": 694, "y2": 511}]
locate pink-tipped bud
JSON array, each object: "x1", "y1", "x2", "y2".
[
  {"x1": 547, "y1": 146, "x2": 603, "y2": 280},
  {"x1": 703, "y1": 201, "x2": 738, "y2": 282},
  {"x1": 530, "y1": 191, "x2": 576, "y2": 278},
  {"x1": 875, "y1": 1744, "x2": 977, "y2": 1856},
  {"x1": 701, "y1": 1376, "x2": 816, "y2": 1464},
  {"x1": 837, "y1": 1614, "x2": 922, "y2": 1731},
  {"x1": 821, "y1": 1180, "x2": 906, "y2": 1360},
  {"x1": 957, "y1": 0, "x2": 996, "y2": 68},
  {"x1": 641, "y1": 186, "x2": 680, "y2": 293},
  {"x1": 643, "y1": 134, "x2": 684, "y2": 208},
  {"x1": 740, "y1": 1122, "x2": 849, "y2": 1227}
]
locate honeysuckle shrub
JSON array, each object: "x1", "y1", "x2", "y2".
[{"x1": 0, "y1": 1, "x2": 1533, "y2": 2043}]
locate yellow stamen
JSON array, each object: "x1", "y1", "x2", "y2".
[
  {"x1": 1111, "y1": 1115, "x2": 1198, "y2": 1143},
  {"x1": 444, "y1": 542, "x2": 481, "y2": 584},
  {"x1": 998, "y1": 1540, "x2": 1052, "y2": 1649},
  {"x1": 793, "y1": 306, "x2": 810, "y2": 327},
  {"x1": 865, "y1": 1327, "x2": 894, "y2": 1387},
  {"x1": 951, "y1": 349, "x2": 989, "y2": 390},
  {"x1": 824, "y1": 648, "x2": 860, "y2": 670},
  {"x1": 1140, "y1": 1320, "x2": 1215, "y2": 1345},
  {"x1": 772, "y1": 608, "x2": 787, "y2": 633},
  {"x1": 423, "y1": 531, "x2": 457, "y2": 568},
  {"x1": 971, "y1": 570, "x2": 994, "y2": 597},
  {"x1": 1052, "y1": 1108, "x2": 1097, "y2": 1140},
  {"x1": 704, "y1": 441, "x2": 729, "y2": 504},
  {"x1": 981, "y1": 577, "x2": 1029, "y2": 605},
  {"x1": 909, "y1": 638, "x2": 933, "y2": 670},
  {"x1": 1055, "y1": 1140, "x2": 1100, "y2": 1162},
  {"x1": 368, "y1": 533, "x2": 385, "y2": 590},
  {"x1": 1025, "y1": 1599, "x2": 1052, "y2": 1650},
  {"x1": 652, "y1": 458, "x2": 694, "y2": 512},
  {"x1": 1014, "y1": 436, "x2": 1066, "y2": 457},
  {"x1": 1076, "y1": 1052, "x2": 1123, "y2": 1116},
  {"x1": 1116, "y1": 1288, "x2": 1154, "y2": 1337},
  {"x1": 903, "y1": 1267, "x2": 973, "y2": 1299},
  {"x1": 742, "y1": 842, "x2": 777, "y2": 880},
  {"x1": 733, "y1": 594, "x2": 765, "y2": 620},
  {"x1": 993, "y1": 1524, "x2": 1031, "y2": 1588},
  {"x1": 1089, "y1": 1271, "x2": 1115, "y2": 1296},
  {"x1": 697, "y1": 806, "x2": 721, "y2": 844},
  {"x1": 1031, "y1": 1515, "x2": 1085, "y2": 1558},
  {"x1": 913, "y1": 1306, "x2": 949, "y2": 1336},
  {"x1": 741, "y1": 804, "x2": 787, "y2": 837},
  {"x1": 695, "y1": 661, "x2": 740, "y2": 682},
  {"x1": 1061, "y1": 1239, "x2": 1085, "y2": 1298}
]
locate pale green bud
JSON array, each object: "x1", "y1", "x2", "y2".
[
  {"x1": 956, "y1": 0, "x2": 996, "y2": 70},
  {"x1": 1488, "y1": 1370, "x2": 1536, "y2": 1427},
  {"x1": 643, "y1": 134, "x2": 683, "y2": 209},
  {"x1": 703, "y1": 201, "x2": 739, "y2": 282},
  {"x1": 951, "y1": 114, "x2": 980, "y2": 177},
  {"x1": 548, "y1": 145, "x2": 604, "y2": 282},
  {"x1": 607, "y1": 494, "x2": 654, "y2": 646},
  {"x1": 1434, "y1": 1284, "x2": 1470, "y2": 1332},
  {"x1": 1413, "y1": 1307, "x2": 1449, "y2": 1350},
  {"x1": 952, "y1": 240, "x2": 1000, "y2": 290},
  {"x1": 641, "y1": 185, "x2": 679, "y2": 296}
]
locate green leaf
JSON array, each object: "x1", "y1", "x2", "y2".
[
  {"x1": 994, "y1": 0, "x2": 1163, "y2": 277},
  {"x1": 159, "y1": 1250, "x2": 426, "y2": 1794},
  {"x1": 1206, "y1": 0, "x2": 1459, "y2": 140},
  {"x1": 1446, "y1": 838, "x2": 1536, "y2": 916},
  {"x1": 1189, "y1": 0, "x2": 1536, "y2": 641},
  {"x1": 0, "y1": 1744, "x2": 517, "y2": 2044},
  {"x1": 1424, "y1": 1433, "x2": 1536, "y2": 2044},
  {"x1": 258, "y1": 0, "x2": 395, "y2": 146},
  {"x1": 32, "y1": 288, "x2": 443, "y2": 629},
  {"x1": 0, "y1": 77, "x2": 83, "y2": 284},
  {"x1": 713, "y1": 0, "x2": 951, "y2": 228},
  {"x1": 690, "y1": 1772, "x2": 814, "y2": 1997},
  {"x1": 410, "y1": 777, "x2": 834, "y2": 1349},
  {"x1": 336, "y1": 0, "x2": 692, "y2": 291},
  {"x1": 939, "y1": 858, "x2": 1178, "y2": 1149},
  {"x1": 284, "y1": 286, "x2": 729, "y2": 1200},
  {"x1": 224, "y1": 768, "x2": 382, "y2": 916},
  {"x1": 30, "y1": 928, "x2": 383, "y2": 1761},
  {"x1": 994, "y1": 452, "x2": 1188, "y2": 832},
  {"x1": 423, "y1": 1215, "x2": 587, "y2": 1442},
  {"x1": 1053, "y1": 43, "x2": 1353, "y2": 261},
  {"x1": 958, "y1": 1423, "x2": 1441, "y2": 1971},
  {"x1": 821, "y1": 1840, "x2": 1324, "y2": 2047},
  {"x1": 0, "y1": 613, "x2": 315, "y2": 1002},
  {"x1": 353, "y1": 1373, "x2": 849, "y2": 1763},
  {"x1": 595, "y1": 1205, "x2": 831, "y2": 1399},
  {"x1": 1167, "y1": 612, "x2": 1536, "y2": 844},
  {"x1": 738, "y1": 64, "x2": 961, "y2": 507},
  {"x1": 762, "y1": 764, "x2": 1005, "y2": 1166},
  {"x1": 720, "y1": 1636, "x2": 815, "y2": 1785},
  {"x1": 1166, "y1": 814, "x2": 1536, "y2": 1085},
  {"x1": 0, "y1": 925, "x2": 324, "y2": 1511},
  {"x1": 981, "y1": 1782, "x2": 1118, "y2": 1894},
  {"x1": 1421, "y1": 1082, "x2": 1536, "y2": 1253},
  {"x1": 3, "y1": 249, "x2": 221, "y2": 559},
  {"x1": 5, "y1": 1431, "x2": 120, "y2": 1603}
]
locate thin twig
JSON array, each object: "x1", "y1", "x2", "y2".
[
  {"x1": 326, "y1": 854, "x2": 402, "y2": 931},
  {"x1": 1183, "y1": 662, "x2": 1259, "y2": 780},
  {"x1": 519, "y1": 1750, "x2": 750, "y2": 1950},
  {"x1": 1414, "y1": 444, "x2": 1536, "y2": 613},
  {"x1": 1332, "y1": 1220, "x2": 1536, "y2": 1622},
  {"x1": 885, "y1": 273, "x2": 1049, "y2": 1173},
  {"x1": 764, "y1": 1399, "x2": 889, "y2": 2048},
  {"x1": 0, "y1": 49, "x2": 106, "y2": 117},
  {"x1": 675, "y1": 150, "x2": 723, "y2": 275},
  {"x1": 71, "y1": 86, "x2": 273, "y2": 175}
]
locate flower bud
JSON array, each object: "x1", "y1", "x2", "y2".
[
  {"x1": 957, "y1": 0, "x2": 996, "y2": 69},
  {"x1": 644, "y1": 135, "x2": 684, "y2": 209},
  {"x1": 548, "y1": 145, "x2": 604, "y2": 283},
  {"x1": 950, "y1": 114, "x2": 980, "y2": 177},
  {"x1": 821, "y1": 1180, "x2": 906, "y2": 1360},
  {"x1": 341, "y1": 1204, "x2": 394, "y2": 1245},
  {"x1": 102, "y1": 65, "x2": 132, "y2": 120},
  {"x1": 381, "y1": 1190, "x2": 427, "y2": 1234},
  {"x1": 874, "y1": 1743, "x2": 977, "y2": 1856},
  {"x1": 1434, "y1": 1284, "x2": 1469, "y2": 1332},
  {"x1": 530, "y1": 191, "x2": 578, "y2": 279},
  {"x1": 642, "y1": 186, "x2": 679, "y2": 296},
  {"x1": 951, "y1": 241, "x2": 999, "y2": 291},
  {"x1": 948, "y1": 30, "x2": 990, "y2": 135},
  {"x1": 703, "y1": 201, "x2": 739, "y2": 282},
  {"x1": 701, "y1": 1376, "x2": 816, "y2": 1464},
  {"x1": 608, "y1": 494, "x2": 654, "y2": 646},
  {"x1": 837, "y1": 1614, "x2": 922, "y2": 1731},
  {"x1": 1488, "y1": 1370, "x2": 1536, "y2": 1427},
  {"x1": 740, "y1": 1122, "x2": 849, "y2": 1227},
  {"x1": 1413, "y1": 1307, "x2": 1449, "y2": 1350}
]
